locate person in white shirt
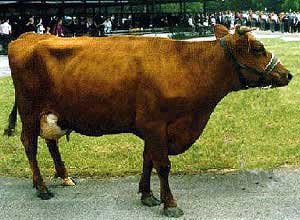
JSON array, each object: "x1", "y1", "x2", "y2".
[
  {"x1": 188, "y1": 16, "x2": 195, "y2": 31},
  {"x1": 270, "y1": 12, "x2": 278, "y2": 32},
  {"x1": 296, "y1": 12, "x2": 300, "y2": 33},
  {"x1": 251, "y1": 12, "x2": 258, "y2": 28},
  {"x1": 0, "y1": 18, "x2": 12, "y2": 35},
  {"x1": 260, "y1": 12, "x2": 268, "y2": 31},
  {"x1": 103, "y1": 18, "x2": 112, "y2": 34},
  {"x1": 210, "y1": 16, "x2": 216, "y2": 26},
  {"x1": 36, "y1": 18, "x2": 45, "y2": 34},
  {"x1": 230, "y1": 11, "x2": 235, "y2": 29},
  {"x1": 0, "y1": 18, "x2": 12, "y2": 54},
  {"x1": 242, "y1": 11, "x2": 249, "y2": 26}
]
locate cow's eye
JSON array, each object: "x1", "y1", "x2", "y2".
[{"x1": 252, "y1": 41, "x2": 265, "y2": 55}]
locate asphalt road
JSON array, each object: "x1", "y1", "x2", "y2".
[
  {"x1": 0, "y1": 55, "x2": 9, "y2": 77},
  {"x1": 1, "y1": 169, "x2": 300, "y2": 220}
]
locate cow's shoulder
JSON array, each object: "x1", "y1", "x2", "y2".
[
  {"x1": 8, "y1": 33, "x2": 54, "y2": 69},
  {"x1": 9, "y1": 33, "x2": 54, "y2": 55}
]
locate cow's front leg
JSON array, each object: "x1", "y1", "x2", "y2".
[
  {"x1": 21, "y1": 127, "x2": 53, "y2": 200},
  {"x1": 139, "y1": 149, "x2": 160, "y2": 207},
  {"x1": 144, "y1": 121, "x2": 184, "y2": 217},
  {"x1": 46, "y1": 139, "x2": 76, "y2": 186},
  {"x1": 155, "y1": 159, "x2": 183, "y2": 218}
]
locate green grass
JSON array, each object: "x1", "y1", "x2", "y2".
[{"x1": 1, "y1": 38, "x2": 300, "y2": 178}]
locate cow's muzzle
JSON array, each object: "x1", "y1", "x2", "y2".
[{"x1": 288, "y1": 73, "x2": 293, "y2": 81}]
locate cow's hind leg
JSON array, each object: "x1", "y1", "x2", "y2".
[
  {"x1": 143, "y1": 121, "x2": 184, "y2": 217},
  {"x1": 139, "y1": 149, "x2": 160, "y2": 207},
  {"x1": 46, "y1": 139, "x2": 75, "y2": 186},
  {"x1": 21, "y1": 125, "x2": 53, "y2": 200}
]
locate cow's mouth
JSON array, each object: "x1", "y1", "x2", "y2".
[
  {"x1": 258, "y1": 81, "x2": 288, "y2": 89},
  {"x1": 260, "y1": 85, "x2": 272, "y2": 90},
  {"x1": 258, "y1": 72, "x2": 292, "y2": 89}
]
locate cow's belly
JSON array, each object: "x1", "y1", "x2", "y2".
[{"x1": 46, "y1": 92, "x2": 137, "y2": 136}]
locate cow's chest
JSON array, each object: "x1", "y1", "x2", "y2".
[{"x1": 167, "y1": 112, "x2": 211, "y2": 155}]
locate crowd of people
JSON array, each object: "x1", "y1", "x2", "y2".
[
  {"x1": 0, "y1": 14, "x2": 134, "y2": 41},
  {"x1": 0, "y1": 10, "x2": 300, "y2": 51},
  {"x1": 205, "y1": 10, "x2": 300, "y2": 33}
]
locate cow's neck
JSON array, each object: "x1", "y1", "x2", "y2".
[
  {"x1": 191, "y1": 40, "x2": 240, "y2": 112},
  {"x1": 166, "y1": 41, "x2": 242, "y2": 155}
]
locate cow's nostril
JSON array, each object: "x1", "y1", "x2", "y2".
[{"x1": 288, "y1": 73, "x2": 293, "y2": 80}]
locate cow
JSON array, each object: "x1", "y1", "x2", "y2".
[{"x1": 8, "y1": 24, "x2": 292, "y2": 217}]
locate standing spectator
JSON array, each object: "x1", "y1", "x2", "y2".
[
  {"x1": 103, "y1": 17, "x2": 112, "y2": 34},
  {"x1": 110, "y1": 14, "x2": 116, "y2": 30},
  {"x1": 52, "y1": 18, "x2": 64, "y2": 37},
  {"x1": 287, "y1": 12, "x2": 296, "y2": 33},
  {"x1": 47, "y1": 16, "x2": 57, "y2": 34},
  {"x1": 0, "y1": 18, "x2": 12, "y2": 35},
  {"x1": 279, "y1": 12, "x2": 285, "y2": 33},
  {"x1": 188, "y1": 15, "x2": 195, "y2": 30},
  {"x1": 283, "y1": 12, "x2": 289, "y2": 32},
  {"x1": 235, "y1": 11, "x2": 242, "y2": 25},
  {"x1": 0, "y1": 18, "x2": 12, "y2": 53},
  {"x1": 45, "y1": 26, "x2": 51, "y2": 35},
  {"x1": 194, "y1": 13, "x2": 201, "y2": 27},
  {"x1": 36, "y1": 18, "x2": 45, "y2": 34},
  {"x1": 216, "y1": 12, "x2": 224, "y2": 25},
  {"x1": 69, "y1": 17, "x2": 76, "y2": 37},
  {"x1": 296, "y1": 12, "x2": 300, "y2": 33},
  {"x1": 259, "y1": 11, "x2": 267, "y2": 31},
  {"x1": 229, "y1": 11, "x2": 235, "y2": 29},
  {"x1": 98, "y1": 16, "x2": 106, "y2": 36},
  {"x1": 25, "y1": 17, "x2": 35, "y2": 33},
  {"x1": 224, "y1": 11, "x2": 231, "y2": 29},
  {"x1": 251, "y1": 11, "x2": 258, "y2": 28},
  {"x1": 88, "y1": 18, "x2": 98, "y2": 37},
  {"x1": 270, "y1": 12, "x2": 278, "y2": 32},
  {"x1": 11, "y1": 16, "x2": 24, "y2": 38},
  {"x1": 242, "y1": 11, "x2": 249, "y2": 26}
]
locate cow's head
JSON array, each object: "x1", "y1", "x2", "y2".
[{"x1": 214, "y1": 24, "x2": 292, "y2": 90}]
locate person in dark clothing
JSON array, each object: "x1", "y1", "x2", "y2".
[
  {"x1": 11, "y1": 16, "x2": 24, "y2": 39},
  {"x1": 287, "y1": 13, "x2": 295, "y2": 33},
  {"x1": 69, "y1": 17, "x2": 77, "y2": 37},
  {"x1": 25, "y1": 17, "x2": 35, "y2": 33}
]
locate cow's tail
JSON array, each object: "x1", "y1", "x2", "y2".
[{"x1": 3, "y1": 96, "x2": 17, "y2": 136}]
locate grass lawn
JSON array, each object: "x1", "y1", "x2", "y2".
[{"x1": 0, "y1": 38, "x2": 300, "y2": 178}]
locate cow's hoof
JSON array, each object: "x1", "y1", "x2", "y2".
[
  {"x1": 3, "y1": 128, "x2": 14, "y2": 136},
  {"x1": 62, "y1": 177, "x2": 76, "y2": 186},
  {"x1": 163, "y1": 207, "x2": 184, "y2": 218},
  {"x1": 141, "y1": 194, "x2": 160, "y2": 207},
  {"x1": 37, "y1": 191, "x2": 54, "y2": 200}
]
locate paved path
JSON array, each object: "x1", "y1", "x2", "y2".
[
  {"x1": 0, "y1": 55, "x2": 9, "y2": 77},
  {"x1": 1, "y1": 169, "x2": 300, "y2": 220}
]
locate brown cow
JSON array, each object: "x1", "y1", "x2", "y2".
[{"x1": 8, "y1": 25, "x2": 292, "y2": 217}]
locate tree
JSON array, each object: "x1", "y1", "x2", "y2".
[
  {"x1": 281, "y1": 0, "x2": 300, "y2": 12},
  {"x1": 204, "y1": 0, "x2": 294, "y2": 13}
]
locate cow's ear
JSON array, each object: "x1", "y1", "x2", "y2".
[{"x1": 214, "y1": 24, "x2": 229, "y2": 39}]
